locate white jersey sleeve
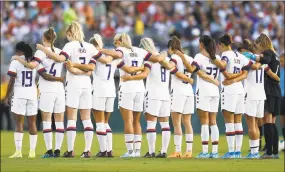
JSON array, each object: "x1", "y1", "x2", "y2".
[
  {"x1": 59, "y1": 42, "x2": 73, "y2": 60},
  {"x1": 7, "y1": 60, "x2": 19, "y2": 77},
  {"x1": 33, "y1": 50, "x2": 46, "y2": 64}
]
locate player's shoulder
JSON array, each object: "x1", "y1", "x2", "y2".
[
  {"x1": 53, "y1": 47, "x2": 62, "y2": 54},
  {"x1": 34, "y1": 49, "x2": 46, "y2": 56},
  {"x1": 194, "y1": 53, "x2": 205, "y2": 60},
  {"x1": 184, "y1": 54, "x2": 194, "y2": 61},
  {"x1": 10, "y1": 59, "x2": 21, "y2": 67},
  {"x1": 221, "y1": 50, "x2": 234, "y2": 58},
  {"x1": 171, "y1": 54, "x2": 180, "y2": 60}
]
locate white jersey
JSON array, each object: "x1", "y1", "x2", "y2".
[
  {"x1": 7, "y1": 56, "x2": 37, "y2": 100},
  {"x1": 117, "y1": 46, "x2": 151, "y2": 93},
  {"x1": 170, "y1": 54, "x2": 194, "y2": 96},
  {"x1": 60, "y1": 41, "x2": 99, "y2": 89},
  {"x1": 220, "y1": 50, "x2": 252, "y2": 95},
  {"x1": 244, "y1": 62, "x2": 268, "y2": 100},
  {"x1": 93, "y1": 54, "x2": 122, "y2": 98},
  {"x1": 193, "y1": 53, "x2": 220, "y2": 97},
  {"x1": 35, "y1": 48, "x2": 64, "y2": 94},
  {"x1": 145, "y1": 57, "x2": 171, "y2": 101}
]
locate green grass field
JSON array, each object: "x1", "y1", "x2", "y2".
[{"x1": 1, "y1": 131, "x2": 284, "y2": 172}]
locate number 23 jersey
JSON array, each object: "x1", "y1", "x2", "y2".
[{"x1": 7, "y1": 56, "x2": 37, "y2": 100}]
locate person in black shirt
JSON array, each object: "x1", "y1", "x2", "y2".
[{"x1": 255, "y1": 33, "x2": 281, "y2": 159}]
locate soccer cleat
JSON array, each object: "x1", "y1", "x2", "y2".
[
  {"x1": 120, "y1": 151, "x2": 135, "y2": 158},
  {"x1": 196, "y1": 152, "x2": 210, "y2": 159},
  {"x1": 95, "y1": 151, "x2": 107, "y2": 158},
  {"x1": 182, "y1": 152, "x2": 192, "y2": 158},
  {"x1": 209, "y1": 153, "x2": 219, "y2": 158},
  {"x1": 81, "y1": 151, "x2": 91, "y2": 158},
  {"x1": 41, "y1": 150, "x2": 53, "y2": 158},
  {"x1": 63, "y1": 151, "x2": 74, "y2": 158},
  {"x1": 221, "y1": 152, "x2": 235, "y2": 159},
  {"x1": 273, "y1": 154, "x2": 279, "y2": 159},
  {"x1": 144, "y1": 152, "x2": 156, "y2": 158},
  {"x1": 261, "y1": 145, "x2": 267, "y2": 152},
  {"x1": 9, "y1": 151, "x2": 22, "y2": 158},
  {"x1": 244, "y1": 153, "x2": 258, "y2": 159},
  {"x1": 168, "y1": 152, "x2": 182, "y2": 158},
  {"x1": 235, "y1": 151, "x2": 242, "y2": 158},
  {"x1": 107, "y1": 151, "x2": 114, "y2": 158},
  {"x1": 260, "y1": 153, "x2": 273, "y2": 159},
  {"x1": 156, "y1": 152, "x2": 167, "y2": 158},
  {"x1": 134, "y1": 149, "x2": 141, "y2": 157},
  {"x1": 53, "y1": 149, "x2": 60, "y2": 158},
  {"x1": 28, "y1": 150, "x2": 36, "y2": 158}
]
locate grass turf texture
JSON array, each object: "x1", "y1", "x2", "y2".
[{"x1": 1, "y1": 131, "x2": 284, "y2": 172}]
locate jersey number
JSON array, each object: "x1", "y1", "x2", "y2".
[
  {"x1": 182, "y1": 69, "x2": 190, "y2": 84},
  {"x1": 206, "y1": 67, "x2": 218, "y2": 79},
  {"x1": 161, "y1": 67, "x2": 166, "y2": 82},
  {"x1": 49, "y1": 63, "x2": 56, "y2": 76},
  {"x1": 233, "y1": 67, "x2": 240, "y2": 74},
  {"x1": 255, "y1": 68, "x2": 263, "y2": 83},
  {"x1": 79, "y1": 57, "x2": 86, "y2": 64},
  {"x1": 106, "y1": 64, "x2": 111, "y2": 80},
  {"x1": 21, "y1": 71, "x2": 32, "y2": 87}
]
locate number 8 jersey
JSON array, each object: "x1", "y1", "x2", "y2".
[{"x1": 7, "y1": 56, "x2": 37, "y2": 100}]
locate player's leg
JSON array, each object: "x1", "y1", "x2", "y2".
[
  {"x1": 104, "y1": 112, "x2": 113, "y2": 157},
  {"x1": 209, "y1": 112, "x2": 219, "y2": 158},
  {"x1": 54, "y1": 112, "x2": 64, "y2": 157},
  {"x1": 157, "y1": 116, "x2": 170, "y2": 158},
  {"x1": 281, "y1": 97, "x2": 285, "y2": 142},
  {"x1": 120, "y1": 107, "x2": 134, "y2": 157},
  {"x1": 133, "y1": 92, "x2": 144, "y2": 157},
  {"x1": 234, "y1": 114, "x2": 243, "y2": 158},
  {"x1": 257, "y1": 118, "x2": 264, "y2": 151},
  {"x1": 182, "y1": 114, "x2": 193, "y2": 158},
  {"x1": 27, "y1": 99, "x2": 38, "y2": 158},
  {"x1": 196, "y1": 109, "x2": 210, "y2": 158},
  {"x1": 272, "y1": 116, "x2": 279, "y2": 158},
  {"x1": 10, "y1": 113, "x2": 24, "y2": 158},
  {"x1": 145, "y1": 113, "x2": 157, "y2": 158},
  {"x1": 41, "y1": 111, "x2": 53, "y2": 157},
  {"x1": 245, "y1": 115, "x2": 259, "y2": 158}
]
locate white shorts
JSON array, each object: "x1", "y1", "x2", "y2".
[
  {"x1": 11, "y1": 98, "x2": 38, "y2": 116},
  {"x1": 39, "y1": 92, "x2": 65, "y2": 113},
  {"x1": 92, "y1": 97, "x2": 115, "y2": 112},
  {"x1": 245, "y1": 99, "x2": 264, "y2": 118},
  {"x1": 171, "y1": 94, "x2": 194, "y2": 114},
  {"x1": 118, "y1": 91, "x2": 144, "y2": 112},
  {"x1": 145, "y1": 98, "x2": 170, "y2": 117},
  {"x1": 221, "y1": 93, "x2": 245, "y2": 114},
  {"x1": 66, "y1": 87, "x2": 92, "y2": 109},
  {"x1": 196, "y1": 96, "x2": 219, "y2": 113}
]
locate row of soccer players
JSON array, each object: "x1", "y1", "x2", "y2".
[{"x1": 5, "y1": 21, "x2": 280, "y2": 159}]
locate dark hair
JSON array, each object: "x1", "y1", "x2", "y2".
[
  {"x1": 167, "y1": 36, "x2": 183, "y2": 52},
  {"x1": 237, "y1": 39, "x2": 255, "y2": 53},
  {"x1": 199, "y1": 35, "x2": 216, "y2": 60},
  {"x1": 15, "y1": 41, "x2": 33, "y2": 62},
  {"x1": 43, "y1": 27, "x2": 57, "y2": 52},
  {"x1": 219, "y1": 33, "x2": 233, "y2": 46}
]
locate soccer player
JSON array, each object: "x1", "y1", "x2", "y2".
[
  {"x1": 189, "y1": 35, "x2": 221, "y2": 158},
  {"x1": 100, "y1": 33, "x2": 167, "y2": 158},
  {"x1": 37, "y1": 21, "x2": 100, "y2": 158},
  {"x1": 215, "y1": 34, "x2": 252, "y2": 159},
  {"x1": 280, "y1": 54, "x2": 284, "y2": 146},
  {"x1": 165, "y1": 37, "x2": 195, "y2": 158},
  {"x1": 4, "y1": 42, "x2": 38, "y2": 158}
]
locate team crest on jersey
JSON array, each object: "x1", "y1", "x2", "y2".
[
  {"x1": 79, "y1": 48, "x2": 86, "y2": 53},
  {"x1": 130, "y1": 52, "x2": 138, "y2": 57},
  {"x1": 234, "y1": 58, "x2": 240, "y2": 64}
]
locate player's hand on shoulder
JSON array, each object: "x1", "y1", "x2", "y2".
[
  {"x1": 36, "y1": 44, "x2": 45, "y2": 51},
  {"x1": 121, "y1": 75, "x2": 131, "y2": 82},
  {"x1": 10, "y1": 55, "x2": 21, "y2": 62},
  {"x1": 222, "y1": 79, "x2": 234, "y2": 86}
]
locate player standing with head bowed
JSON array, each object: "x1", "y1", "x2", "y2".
[
  {"x1": 4, "y1": 42, "x2": 38, "y2": 159},
  {"x1": 100, "y1": 33, "x2": 167, "y2": 158},
  {"x1": 37, "y1": 21, "x2": 99, "y2": 158}
]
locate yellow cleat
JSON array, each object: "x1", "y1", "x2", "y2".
[
  {"x1": 167, "y1": 152, "x2": 182, "y2": 158},
  {"x1": 182, "y1": 152, "x2": 192, "y2": 158},
  {"x1": 28, "y1": 150, "x2": 36, "y2": 158},
  {"x1": 9, "y1": 150, "x2": 22, "y2": 158}
]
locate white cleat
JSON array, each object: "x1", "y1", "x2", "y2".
[
  {"x1": 120, "y1": 151, "x2": 135, "y2": 158},
  {"x1": 28, "y1": 150, "x2": 36, "y2": 158},
  {"x1": 134, "y1": 150, "x2": 141, "y2": 157},
  {"x1": 9, "y1": 151, "x2": 22, "y2": 158}
]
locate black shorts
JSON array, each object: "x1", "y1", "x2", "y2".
[
  {"x1": 264, "y1": 95, "x2": 281, "y2": 116},
  {"x1": 281, "y1": 97, "x2": 285, "y2": 115}
]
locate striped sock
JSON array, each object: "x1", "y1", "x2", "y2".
[
  {"x1": 66, "y1": 120, "x2": 76, "y2": 152},
  {"x1": 43, "y1": 121, "x2": 52, "y2": 151},
  {"x1": 55, "y1": 122, "x2": 64, "y2": 150}
]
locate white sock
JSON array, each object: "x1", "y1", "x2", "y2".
[
  {"x1": 186, "y1": 134, "x2": 193, "y2": 152},
  {"x1": 255, "y1": 139, "x2": 260, "y2": 154},
  {"x1": 125, "y1": 134, "x2": 134, "y2": 152},
  {"x1": 160, "y1": 122, "x2": 170, "y2": 153},
  {"x1": 29, "y1": 134, "x2": 38, "y2": 151},
  {"x1": 14, "y1": 132, "x2": 23, "y2": 151},
  {"x1": 43, "y1": 121, "x2": 52, "y2": 151},
  {"x1": 67, "y1": 120, "x2": 76, "y2": 152},
  {"x1": 201, "y1": 125, "x2": 209, "y2": 153},
  {"x1": 250, "y1": 139, "x2": 259, "y2": 154},
  {"x1": 96, "y1": 122, "x2": 106, "y2": 152},
  {"x1": 105, "y1": 123, "x2": 112, "y2": 152},
  {"x1": 174, "y1": 135, "x2": 182, "y2": 153},
  {"x1": 225, "y1": 123, "x2": 235, "y2": 152},
  {"x1": 134, "y1": 135, "x2": 142, "y2": 152},
  {"x1": 83, "y1": 120, "x2": 94, "y2": 152},
  {"x1": 234, "y1": 123, "x2": 243, "y2": 152},
  {"x1": 210, "y1": 125, "x2": 219, "y2": 153},
  {"x1": 146, "y1": 121, "x2": 156, "y2": 154},
  {"x1": 55, "y1": 122, "x2": 64, "y2": 150}
]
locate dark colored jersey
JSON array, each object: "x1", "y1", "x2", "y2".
[{"x1": 260, "y1": 49, "x2": 281, "y2": 97}]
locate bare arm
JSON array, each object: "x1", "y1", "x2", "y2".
[
  {"x1": 223, "y1": 70, "x2": 249, "y2": 86},
  {"x1": 212, "y1": 59, "x2": 227, "y2": 69},
  {"x1": 66, "y1": 61, "x2": 95, "y2": 72},
  {"x1": 160, "y1": 60, "x2": 175, "y2": 70},
  {"x1": 11, "y1": 56, "x2": 38, "y2": 69},
  {"x1": 174, "y1": 71, "x2": 194, "y2": 84},
  {"x1": 39, "y1": 72, "x2": 64, "y2": 83},
  {"x1": 66, "y1": 67, "x2": 92, "y2": 76},
  {"x1": 121, "y1": 67, "x2": 151, "y2": 82},
  {"x1": 120, "y1": 65, "x2": 145, "y2": 74},
  {"x1": 36, "y1": 44, "x2": 66, "y2": 62},
  {"x1": 97, "y1": 56, "x2": 113, "y2": 64},
  {"x1": 100, "y1": 49, "x2": 123, "y2": 59},
  {"x1": 197, "y1": 70, "x2": 219, "y2": 86},
  {"x1": 3, "y1": 77, "x2": 15, "y2": 106},
  {"x1": 251, "y1": 62, "x2": 262, "y2": 70},
  {"x1": 174, "y1": 50, "x2": 195, "y2": 73},
  {"x1": 266, "y1": 69, "x2": 280, "y2": 82},
  {"x1": 222, "y1": 71, "x2": 242, "y2": 80},
  {"x1": 148, "y1": 52, "x2": 167, "y2": 63}
]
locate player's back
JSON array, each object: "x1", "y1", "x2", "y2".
[{"x1": 8, "y1": 56, "x2": 37, "y2": 100}]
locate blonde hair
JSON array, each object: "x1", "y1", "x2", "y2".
[
  {"x1": 66, "y1": 21, "x2": 84, "y2": 42},
  {"x1": 89, "y1": 34, "x2": 104, "y2": 49},
  {"x1": 255, "y1": 33, "x2": 276, "y2": 53},
  {"x1": 43, "y1": 27, "x2": 57, "y2": 52},
  {"x1": 139, "y1": 37, "x2": 157, "y2": 53},
  {"x1": 114, "y1": 33, "x2": 132, "y2": 49}
]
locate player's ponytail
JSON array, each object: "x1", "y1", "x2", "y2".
[
  {"x1": 199, "y1": 35, "x2": 216, "y2": 60},
  {"x1": 15, "y1": 41, "x2": 33, "y2": 62},
  {"x1": 139, "y1": 37, "x2": 157, "y2": 53},
  {"x1": 66, "y1": 21, "x2": 85, "y2": 42},
  {"x1": 43, "y1": 27, "x2": 57, "y2": 52},
  {"x1": 255, "y1": 33, "x2": 276, "y2": 53},
  {"x1": 89, "y1": 34, "x2": 104, "y2": 49},
  {"x1": 120, "y1": 33, "x2": 132, "y2": 50},
  {"x1": 238, "y1": 39, "x2": 256, "y2": 53},
  {"x1": 219, "y1": 33, "x2": 233, "y2": 46},
  {"x1": 168, "y1": 36, "x2": 183, "y2": 53}
]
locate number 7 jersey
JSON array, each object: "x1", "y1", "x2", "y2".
[{"x1": 7, "y1": 56, "x2": 37, "y2": 100}]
